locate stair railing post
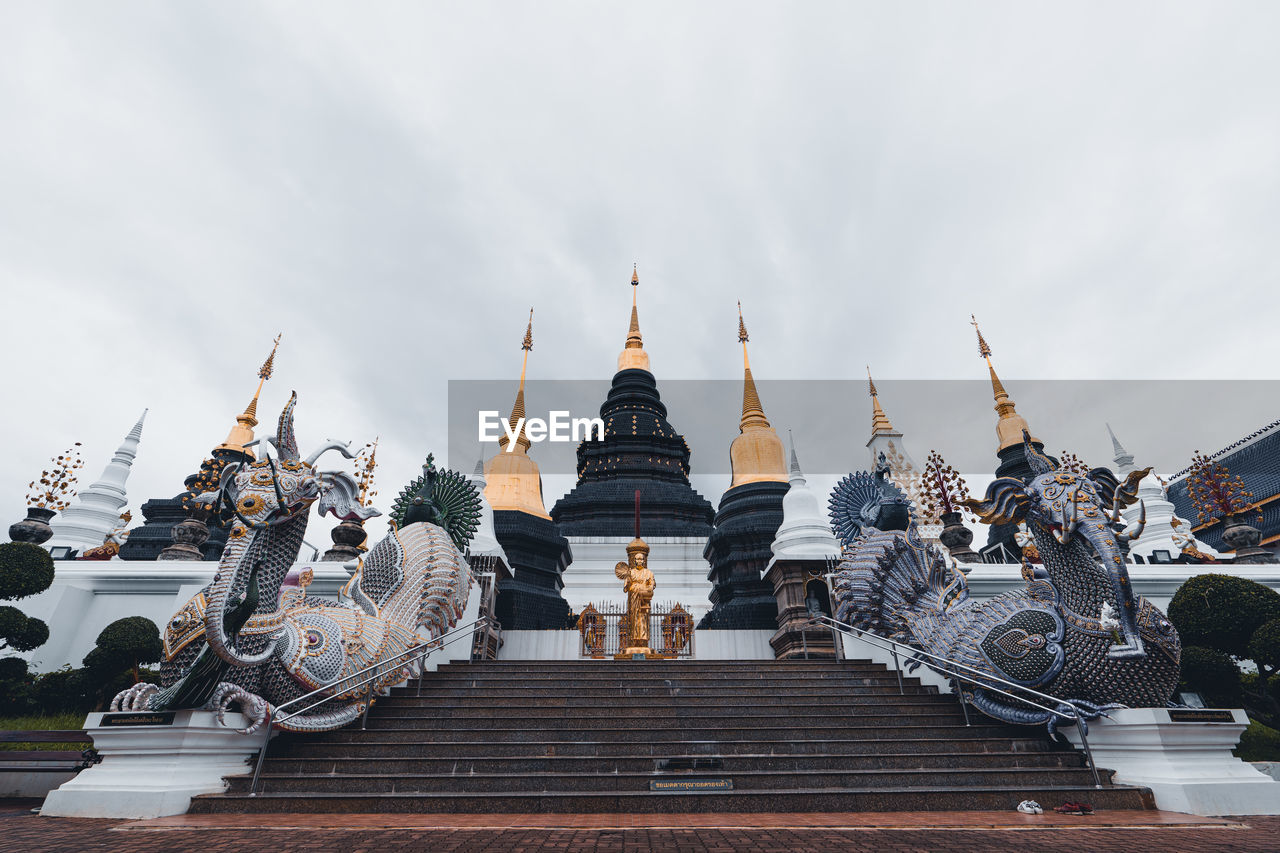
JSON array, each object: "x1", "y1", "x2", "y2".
[
  {"x1": 1076, "y1": 716, "x2": 1103, "y2": 789},
  {"x1": 890, "y1": 647, "x2": 904, "y2": 695},
  {"x1": 247, "y1": 713, "x2": 274, "y2": 797},
  {"x1": 954, "y1": 679, "x2": 972, "y2": 726}
]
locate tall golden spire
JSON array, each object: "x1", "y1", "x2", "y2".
[
  {"x1": 498, "y1": 309, "x2": 533, "y2": 453},
  {"x1": 970, "y1": 315, "x2": 1034, "y2": 451},
  {"x1": 738, "y1": 301, "x2": 768, "y2": 431},
  {"x1": 217, "y1": 333, "x2": 281, "y2": 458},
  {"x1": 729, "y1": 302, "x2": 787, "y2": 488},
  {"x1": 617, "y1": 264, "x2": 651, "y2": 372},
  {"x1": 867, "y1": 366, "x2": 896, "y2": 436},
  {"x1": 484, "y1": 309, "x2": 550, "y2": 519}
]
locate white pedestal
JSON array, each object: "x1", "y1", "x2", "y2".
[
  {"x1": 1063, "y1": 707, "x2": 1280, "y2": 816},
  {"x1": 41, "y1": 710, "x2": 269, "y2": 819}
]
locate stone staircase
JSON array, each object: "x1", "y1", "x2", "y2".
[{"x1": 190, "y1": 659, "x2": 1155, "y2": 813}]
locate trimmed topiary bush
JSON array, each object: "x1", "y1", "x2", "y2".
[
  {"x1": 1235, "y1": 719, "x2": 1280, "y2": 762},
  {"x1": 82, "y1": 616, "x2": 163, "y2": 683},
  {"x1": 0, "y1": 541, "x2": 55, "y2": 600},
  {"x1": 1248, "y1": 618, "x2": 1280, "y2": 693},
  {"x1": 1169, "y1": 574, "x2": 1280, "y2": 659},
  {"x1": 1179, "y1": 645, "x2": 1243, "y2": 707}
]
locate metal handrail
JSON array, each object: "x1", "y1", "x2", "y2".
[
  {"x1": 808, "y1": 613, "x2": 1103, "y2": 788},
  {"x1": 247, "y1": 616, "x2": 490, "y2": 796}
]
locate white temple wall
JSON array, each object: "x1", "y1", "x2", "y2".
[
  {"x1": 20, "y1": 561, "x2": 352, "y2": 672},
  {"x1": 559, "y1": 535, "x2": 713, "y2": 621},
  {"x1": 20, "y1": 559, "x2": 1280, "y2": 671}
]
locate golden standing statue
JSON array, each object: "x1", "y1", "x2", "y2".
[{"x1": 615, "y1": 536, "x2": 656, "y2": 657}]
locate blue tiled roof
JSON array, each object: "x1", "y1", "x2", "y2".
[{"x1": 1168, "y1": 427, "x2": 1280, "y2": 549}]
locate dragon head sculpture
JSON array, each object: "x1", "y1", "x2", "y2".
[
  {"x1": 964, "y1": 431, "x2": 1150, "y2": 659},
  {"x1": 188, "y1": 392, "x2": 380, "y2": 668}
]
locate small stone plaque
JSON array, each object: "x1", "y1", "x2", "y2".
[
  {"x1": 1168, "y1": 709, "x2": 1235, "y2": 723},
  {"x1": 99, "y1": 712, "x2": 177, "y2": 727},
  {"x1": 649, "y1": 778, "x2": 733, "y2": 792}
]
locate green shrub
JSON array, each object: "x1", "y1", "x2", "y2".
[
  {"x1": 1235, "y1": 719, "x2": 1280, "y2": 762},
  {"x1": 1179, "y1": 645, "x2": 1242, "y2": 707},
  {"x1": 0, "y1": 542, "x2": 55, "y2": 600},
  {"x1": 1169, "y1": 574, "x2": 1280, "y2": 658},
  {"x1": 82, "y1": 616, "x2": 162, "y2": 679}
]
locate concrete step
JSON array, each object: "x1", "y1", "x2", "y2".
[
  {"x1": 229, "y1": 766, "x2": 1109, "y2": 795},
  {"x1": 254, "y1": 750, "x2": 1082, "y2": 776},
  {"x1": 190, "y1": 785, "x2": 1154, "y2": 814},
  {"x1": 396, "y1": 685, "x2": 937, "y2": 698},
  {"x1": 268, "y1": 736, "x2": 1067, "y2": 759},
  {"x1": 374, "y1": 694, "x2": 955, "y2": 709},
  {"x1": 355, "y1": 701, "x2": 962, "y2": 722},
  {"x1": 305, "y1": 723, "x2": 1025, "y2": 743}
]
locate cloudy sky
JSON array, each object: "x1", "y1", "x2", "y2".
[{"x1": 2, "y1": 3, "x2": 1278, "y2": 548}]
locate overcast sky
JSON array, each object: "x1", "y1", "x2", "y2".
[{"x1": 2, "y1": 3, "x2": 1278, "y2": 549}]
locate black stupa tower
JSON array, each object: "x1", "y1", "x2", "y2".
[
  {"x1": 699, "y1": 306, "x2": 788, "y2": 630},
  {"x1": 551, "y1": 268, "x2": 715, "y2": 537},
  {"x1": 485, "y1": 310, "x2": 574, "y2": 629}
]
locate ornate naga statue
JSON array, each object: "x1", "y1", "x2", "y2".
[
  {"x1": 615, "y1": 537, "x2": 655, "y2": 655},
  {"x1": 113, "y1": 394, "x2": 480, "y2": 734},
  {"x1": 831, "y1": 432, "x2": 1181, "y2": 731}
]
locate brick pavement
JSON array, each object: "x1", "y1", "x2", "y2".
[{"x1": 1, "y1": 806, "x2": 1277, "y2": 853}]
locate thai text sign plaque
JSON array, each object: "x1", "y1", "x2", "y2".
[
  {"x1": 1167, "y1": 709, "x2": 1235, "y2": 723},
  {"x1": 99, "y1": 712, "x2": 177, "y2": 727},
  {"x1": 650, "y1": 778, "x2": 733, "y2": 792}
]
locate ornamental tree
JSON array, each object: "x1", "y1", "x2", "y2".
[
  {"x1": 1248, "y1": 619, "x2": 1280, "y2": 700},
  {"x1": 83, "y1": 616, "x2": 164, "y2": 684},
  {"x1": 1179, "y1": 646, "x2": 1243, "y2": 707},
  {"x1": 1185, "y1": 451, "x2": 1260, "y2": 526},
  {"x1": 26, "y1": 443, "x2": 84, "y2": 511},
  {"x1": 0, "y1": 541, "x2": 54, "y2": 653},
  {"x1": 918, "y1": 451, "x2": 974, "y2": 523}
]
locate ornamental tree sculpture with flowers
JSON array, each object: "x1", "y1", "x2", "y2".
[
  {"x1": 919, "y1": 450, "x2": 980, "y2": 564},
  {"x1": 1185, "y1": 452, "x2": 1274, "y2": 564}
]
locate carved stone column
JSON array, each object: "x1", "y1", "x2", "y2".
[
  {"x1": 938, "y1": 511, "x2": 980, "y2": 568},
  {"x1": 9, "y1": 507, "x2": 56, "y2": 545},
  {"x1": 160, "y1": 512, "x2": 211, "y2": 561},
  {"x1": 1222, "y1": 515, "x2": 1277, "y2": 564},
  {"x1": 322, "y1": 519, "x2": 366, "y2": 562}
]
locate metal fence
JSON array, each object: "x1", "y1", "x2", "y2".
[{"x1": 577, "y1": 602, "x2": 695, "y2": 659}]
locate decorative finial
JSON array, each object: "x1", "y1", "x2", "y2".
[
  {"x1": 522, "y1": 308, "x2": 533, "y2": 351},
  {"x1": 259, "y1": 333, "x2": 282, "y2": 380},
  {"x1": 618, "y1": 266, "x2": 649, "y2": 370},
  {"x1": 867, "y1": 366, "x2": 877, "y2": 398},
  {"x1": 867, "y1": 366, "x2": 895, "y2": 436},
  {"x1": 971, "y1": 314, "x2": 992, "y2": 359},
  {"x1": 738, "y1": 300, "x2": 749, "y2": 344}
]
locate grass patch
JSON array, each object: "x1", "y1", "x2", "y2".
[
  {"x1": 1234, "y1": 718, "x2": 1280, "y2": 762},
  {"x1": 0, "y1": 713, "x2": 89, "y2": 751}
]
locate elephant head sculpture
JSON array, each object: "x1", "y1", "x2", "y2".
[
  {"x1": 963, "y1": 431, "x2": 1150, "y2": 659},
  {"x1": 190, "y1": 392, "x2": 380, "y2": 668}
]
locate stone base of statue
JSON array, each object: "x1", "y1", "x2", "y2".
[
  {"x1": 614, "y1": 647, "x2": 666, "y2": 660},
  {"x1": 1062, "y1": 707, "x2": 1280, "y2": 816},
  {"x1": 41, "y1": 710, "x2": 271, "y2": 819},
  {"x1": 764, "y1": 558, "x2": 837, "y2": 659}
]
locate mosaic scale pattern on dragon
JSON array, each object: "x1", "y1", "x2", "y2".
[
  {"x1": 830, "y1": 432, "x2": 1181, "y2": 731},
  {"x1": 112, "y1": 393, "x2": 480, "y2": 733}
]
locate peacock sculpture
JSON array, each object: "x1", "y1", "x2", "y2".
[{"x1": 831, "y1": 432, "x2": 1181, "y2": 731}]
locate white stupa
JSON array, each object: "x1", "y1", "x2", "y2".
[
  {"x1": 1107, "y1": 424, "x2": 1220, "y2": 561},
  {"x1": 47, "y1": 410, "x2": 147, "y2": 554},
  {"x1": 768, "y1": 439, "x2": 841, "y2": 564},
  {"x1": 469, "y1": 458, "x2": 510, "y2": 566}
]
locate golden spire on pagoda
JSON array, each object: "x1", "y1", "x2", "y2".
[
  {"x1": 729, "y1": 302, "x2": 787, "y2": 488},
  {"x1": 217, "y1": 333, "x2": 281, "y2": 458},
  {"x1": 970, "y1": 315, "x2": 1034, "y2": 451},
  {"x1": 497, "y1": 308, "x2": 534, "y2": 454},
  {"x1": 485, "y1": 309, "x2": 550, "y2": 518},
  {"x1": 867, "y1": 366, "x2": 896, "y2": 436},
  {"x1": 617, "y1": 264, "x2": 651, "y2": 372}
]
